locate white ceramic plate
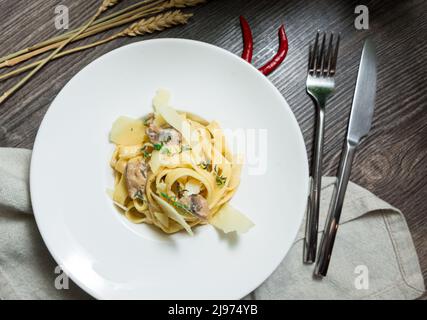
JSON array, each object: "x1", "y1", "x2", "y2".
[{"x1": 31, "y1": 39, "x2": 308, "y2": 299}]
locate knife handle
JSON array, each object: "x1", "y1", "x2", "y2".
[
  {"x1": 314, "y1": 140, "x2": 357, "y2": 276},
  {"x1": 303, "y1": 108, "x2": 325, "y2": 263}
]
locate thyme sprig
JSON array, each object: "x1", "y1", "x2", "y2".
[
  {"x1": 141, "y1": 145, "x2": 151, "y2": 158},
  {"x1": 153, "y1": 142, "x2": 163, "y2": 150},
  {"x1": 160, "y1": 146, "x2": 172, "y2": 155},
  {"x1": 214, "y1": 165, "x2": 227, "y2": 186},
  {"x1": 160, "y1": 192, "x2": 194, "y2": 216},
  {"x1": 198, "y1": 159, "x2": 211, "y2": 170}
]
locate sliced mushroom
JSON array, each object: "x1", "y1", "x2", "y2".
[
  {"x1": 146, "y1": 123, "x2": 181, "y2": 146},
  {"x1": 125, "y1": 157, "x2": 148, "y2": 200},
  {"x1": 146, "y1": 123, "x2": 160, "y2": 144},
  {"x1": 180, "y1": 194, "x2": 210, "y2": 220}
]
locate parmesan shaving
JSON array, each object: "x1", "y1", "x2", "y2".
[
  {"x1": 110, "y1": 116, "x2": 145, "y2": 146},
  {"x1": 210, "y1": 204, "x2": 254, "y2": 234}
]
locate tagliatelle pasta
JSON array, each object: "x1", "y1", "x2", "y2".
[{"x1": 109, "y1": 89, "x2": 254, "y2": 235}]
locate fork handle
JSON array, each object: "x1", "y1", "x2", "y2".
[
  {"x1": 303, "y1": 107, "x2": 325, "y2": 263},
  {"x1": 314, "y1": 141, "x2": 357, "y2": 276}
]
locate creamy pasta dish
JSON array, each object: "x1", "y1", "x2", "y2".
[{"x1": 108, "y1": 89, "x2": 253, "y2": 235}]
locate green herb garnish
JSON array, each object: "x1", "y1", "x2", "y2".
[
  {"x1": 141, "y1": 145, "x2": 151, "y2": 159},
  {"x1": 153, "y1": 143, "x2": 163, "y2": 151},
  {"x1": 160, "y1": 192, "x2": 193, "y2": 216},
  {"x1": 160, "y1": 147, "x2": 171, "y2": 155},
  {"x1": 142, "y1": 151, "x2": 150, "y2": 158},
  {"x1": 198, "y1": 159, "x2": 211, "y2": 170},
  {"x1": 214, "y1": 165, "x2": 227, "y2": 186},
  {"x1": 216, "y1": 176, "x2": 227, "y2": 186}
]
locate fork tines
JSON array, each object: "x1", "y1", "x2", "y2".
[{"x1": 308, "y1": 32, "x2": 340, "y2": 76}]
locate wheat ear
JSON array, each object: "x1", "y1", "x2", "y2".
[
  {"x1": 0, "y1": 0, "x2": 205, "y2": 69},
  {"x1": 166, "y1": 0, "x2": 206, "y2": 8},
  {"x1": 0, "y1": 0, "x2": 162, "y2": 65},
  {"x1": 0, "y1": 0, "x2": 120, "y2": 104},
  {"x1": 119, "y1": 10, "x2": 192, "y2": 36},
  {"x1": 0, "y1": 10, "x2": 193, "y2": 82},
  {"x1": 100, "y1": 0, "x2": 121, "y2": 13}
]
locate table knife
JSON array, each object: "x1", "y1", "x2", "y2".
[{"x1": 314, "y1": 38, "x2": 377, "y2": 277}]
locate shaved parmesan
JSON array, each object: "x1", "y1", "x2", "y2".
[
  {"x1": 153, "y1": 113, "x2": 167, "y2": 127},
  {"x1": 152, "y1": 90, "x2": 191, "y2": 143},
  {"x1": 152, "y1": 193, "x2": 193, "y2": 235},
  {"x1": 210, "y1": 204, "x2": 254, "y2": 234},
  {"x1": 110, "y1": 116, "x2": 145, "y2": 146},
  {"x1": 152, "y1": 89, "x2": 171, "y2": 111}
]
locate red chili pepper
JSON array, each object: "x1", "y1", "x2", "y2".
[
  {"x1": 258, "y1": 25, "x2": 288, "y2": 75},
  {"x1": 239, "y1": 16, "x2": 253, "y2": 63}
]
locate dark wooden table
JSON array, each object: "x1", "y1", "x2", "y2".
[{"x1": 1, "y1": 0, "x2": 426, "y2": 298}]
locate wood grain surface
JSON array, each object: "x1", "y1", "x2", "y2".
[{"x1": 0, "y1": 0, "x2": 426, "y2": 298}]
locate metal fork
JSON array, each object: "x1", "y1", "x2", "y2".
[{"x1": 303, "y1": 32, "x2": 340, "y2": 263}]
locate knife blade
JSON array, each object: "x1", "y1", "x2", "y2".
[{"x1": 347, "y1": 38, "x2": 377, "y2": 144}]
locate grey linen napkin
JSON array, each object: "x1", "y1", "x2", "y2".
[{"x1": 0, "y1": 148, "x2": 425, "y2": 300}]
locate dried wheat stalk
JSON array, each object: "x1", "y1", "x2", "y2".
[
  {"x1": 0, "y1": 0, "x2": 120, "y2": 104},
  {"x1": 0, "y1": 0, "x2": 205, "y2": 69},
  {"x1": 0, "y1": 4, "x2": 162, "y2": 69},
  {"x1": 0, "y1": 10, "x2": 193, "y2": 82},
  {"x1": 0, "y1": 0, "x2": 163, "y2": 65}
]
